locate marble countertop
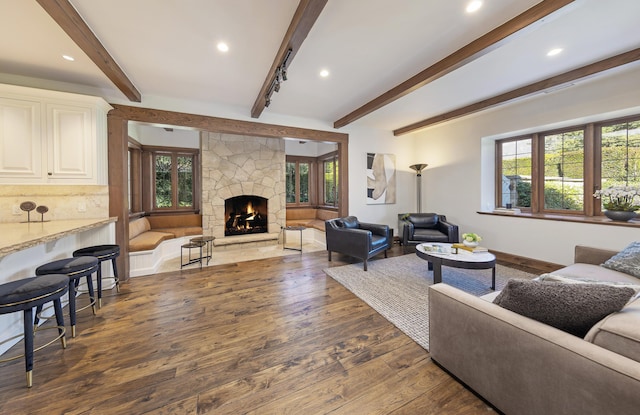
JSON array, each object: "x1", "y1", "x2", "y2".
[{"x1": 0, "y1": 217, "x2": 117, "y2": 258}]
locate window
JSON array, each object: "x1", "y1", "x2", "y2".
[
  {"x1": 323, "y1": 154, "x2": 339, "y2": 207},
  {"x1": 598, "y1": 119, "x2": 640, "y2": 212},
  {"x1": 153, "y1": 152, "x2": 195, "y2": 210},
  {"x1": 496, "y1": 114, "x2": 640, "y2": 217},
  {"x1": 542, "y1": 129, "x2": 584, "y2": 212},
  {"x1": 498, "y1": 137, "x2": 532, "y2": 209},
  {"x1": 286, "y1": 157, "x2": 311, "y2": 206}
]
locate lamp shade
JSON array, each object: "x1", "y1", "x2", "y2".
[{"x1": 409, "y1": 164, "x2": 428, "y2": 174}]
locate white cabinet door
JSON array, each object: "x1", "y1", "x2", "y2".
[
  {"x1": 45, "y1": 103, "x2": 95, "y2": 182},
  {"x1": 0, "y1": 97, "x2": 42, "y2": 181}
]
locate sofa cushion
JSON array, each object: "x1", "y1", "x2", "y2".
[
  {"x1": 585, "y1": 298, "x2": 640, "y2": 362},
  {"x1": 129, "y1": 217, "x2": 151, "y2": 239},
  {"x1": 153, "y1": 226, "x2": 202, "y2": 238},
  {"x1": 537, "y1": 272, "x2": 640, "y2": 293},
  {"x1": 551, "y1": 263, "x2": 640, "y2": 285},
  {"x1": 493, "y1": 279, "x2": 635, "y2": 337},
  {"x1": 129, "y1": 231, "x2": 175, "y2": 252},
  {"x1": 602, "y1": 241, "x2": 640, "y2": 279}
]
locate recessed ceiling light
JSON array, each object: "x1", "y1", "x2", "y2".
[
  {"x1": 319, "y1": 69, "x2": 330, "y2": 78},
  {"x1": 217, "y1": 42, "x2": 229, "y2": 53},
  {"x1": 547, "y1": 48, "x2": 563, "y2": 57},
  {"x1": 62, "y1": 54, "x2": 75, "y2": 61},
  {"x1": 466, "y1": 0, "x2": 483, "y2": 13}
]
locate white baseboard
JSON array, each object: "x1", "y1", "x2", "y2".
[{"x1": 129, "y1": 235, "x2": 202, "y2": 277}]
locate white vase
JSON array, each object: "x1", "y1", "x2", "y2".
[{"x1": 463, "y1": 240, "x2": 478, "y2": 248}]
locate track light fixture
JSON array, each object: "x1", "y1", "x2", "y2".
[{"x1": 264, "y1": 48, "x2": 293, "y2": 109}]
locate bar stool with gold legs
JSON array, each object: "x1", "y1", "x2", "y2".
[
  {"x1": 0, "y1": 274, "x2": 68, "y2": 387},
  {"x1": 73, "y1": 244, "x2": 120, "y2": 308},
  {"x1": 35, "y1": 256, "x2": 99, "y2": 337}
]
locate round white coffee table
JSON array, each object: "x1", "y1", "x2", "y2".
[{"x1": 415, "y1": 242, "x2": 497, "y2": 289}]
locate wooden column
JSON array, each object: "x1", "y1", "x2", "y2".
[{"x1": 107, "y1": 112, "x2": 130, "y2": 281}]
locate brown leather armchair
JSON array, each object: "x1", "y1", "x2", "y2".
[
  {"x1": 401, "y1": 213, "x2": 459, "y2": 253},
  {"x1": 325, "y1": 216, "x2": 393, "y2": 271}
]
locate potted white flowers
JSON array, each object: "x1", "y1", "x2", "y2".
[
  {"x1": 593, "y1": 186, "x2": 640, "y2": 222},
  {"x1": 462, "y1": 232, "x2": 482, "y2": 247}
]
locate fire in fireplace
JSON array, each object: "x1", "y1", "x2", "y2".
[{"x1": 224, "y1": 195, "x2": 268, "y2": 236}]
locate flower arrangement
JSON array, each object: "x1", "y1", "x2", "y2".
[
  {"x1": 593, "y1": 186, "x2": 640, "y2": 212},
  {"x1": 462, "y1": 233, "x2": 482, "y2": 243}
]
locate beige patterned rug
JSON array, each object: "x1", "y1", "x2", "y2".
[{"x1": 324, "y1": 254, "x2": 537, "y2": 350}]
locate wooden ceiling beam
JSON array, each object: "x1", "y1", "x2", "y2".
[
  {"x1": 333, "y1": 0, "x2": 575, "y2": 129},
  {"x1": 393, "y1": 47, "x2": 640, "y2": 136},
  {"x1": 37, "y1": 0, "x2": 141, "y2": 102},
  {"x1": 251, "y1": 0, "x2": 328, "y2": 119},
  {"x1": 110, "y1": 104, "x2": 348, "y2": 143}
]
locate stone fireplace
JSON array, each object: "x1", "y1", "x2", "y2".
[{"x1": 201, "y1": 132, "x2": 285, "y2": 244}]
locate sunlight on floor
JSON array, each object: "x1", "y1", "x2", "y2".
[{"x1": 156, "y1": 241, "x2": 326, "y2": 273}]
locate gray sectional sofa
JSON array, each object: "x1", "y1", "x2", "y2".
[{"x1": 428, "y1": 245, "x2": 640, "y2": 415}]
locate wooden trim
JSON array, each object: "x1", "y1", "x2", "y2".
[
  {"x1": 251, "y1": 0, "x2": 328, "y2": 118},
  {"x1": 107, "y1": 113, "x2": 130, "y2": 280},
  {"x1": 531, "y1": 134, "x2": 541, "y2": 213},
  {"x1": 128, "y1": 147, "x2": 142, "y2": 214},
  {"x1": 394, "y1": 47, "x2": 640, "y2": 136},
  {"x1": 583, "y1": 123, "x2": 595, "y2": 216},
  {"x1": 36, "y1": 0, "x2": 141, "y2": 102},
  {"x1": 110, "y1": 104, "x2": 348, "y2": 143},
  {"x1": 478, "y1": 210, "x2": 640, "y2": 228},
  {"x1": 334, "y1": 0, "x2": 575, "y2": 129},
  {"x1": 108, "y1": 105, "x2": 349, "y2": 277},
  {"x1": 491, "y1": 249, "x2": 563, "y2": 274}
]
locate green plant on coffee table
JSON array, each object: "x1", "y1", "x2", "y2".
[
  {"x1": 593, "y1": 186, "x2": 640, "y2": 212},
  {"x1": 462, "y1": 233, "x2": 482, "y2": 243}
]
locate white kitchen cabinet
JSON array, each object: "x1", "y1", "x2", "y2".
[
  {"x1": 0, "y1": 84, "x2": 111, "y2": 184},
  {"x1": 0, "y1": 96, "x2": 42, "y2": 180}
]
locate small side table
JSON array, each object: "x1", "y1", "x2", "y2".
[
  {"x1": 283, "y1": 226, "x2": 306, "y2": 252},
  {"x1": 190, "y1": 236, "x2": 215, "y2": 265},
  {"x1": 181, "y1": 241, "x2": 205, "y2": 269}
]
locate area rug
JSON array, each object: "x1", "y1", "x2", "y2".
[{"x1": 323, "y1": 254, "x2": 537, "y2": 350}]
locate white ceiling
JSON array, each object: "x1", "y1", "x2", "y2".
[{"x1": 1, "y1": 0, "x2": 639, "y2": 133}]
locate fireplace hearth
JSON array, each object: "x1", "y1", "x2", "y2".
[{"x1": 224, "y1": 195, "x2": 268, "y2": 236}]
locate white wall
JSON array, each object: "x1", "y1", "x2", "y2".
[
  {"x1": 27, "y1": 62, "x2": 640, "y2": 265},
  {"x1": 341, "y1": 124, "x2": 417, "y2": 236},
  {"x1": 410, "y1": 64, "x2": 640, "y2": 266},
  {"x1": 131, "y1": 123, "x2": 200, "y2": 148}
]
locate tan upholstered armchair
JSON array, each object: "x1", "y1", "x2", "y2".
[{"x1": 325, "y1": 216, "x2": 393, "y2": 271}]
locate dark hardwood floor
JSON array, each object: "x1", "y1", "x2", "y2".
[{"x1": 0, "y1": 246, "x2": 502, "y2": 414}]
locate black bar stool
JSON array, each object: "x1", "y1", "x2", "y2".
[
  {"x1": 73, "y1": 244, "x2": 120, "y2": 308},
  {"x1": 0, "y1": 274, "x2": 68, "y2": 387},
  {"x1": 35, "y1": 256, "x2": 99, "y2": 337}
]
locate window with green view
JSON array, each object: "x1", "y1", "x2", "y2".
[
  {"x1": 543, "y1": 129, "x2": 584, "y2": 211},
  {"x1": 155, "y1": 154, "x2": 172, "y2": 208},
  {"x1": 600, "y1": 119, "x2": 640, "y2": 192},
  {"x1": 500, "y1": 138, "x2": 532, "y2": 208}
]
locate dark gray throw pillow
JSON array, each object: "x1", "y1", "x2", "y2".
[{"x1": 493, "y1": 279, "x2": 635, "y2": 337}]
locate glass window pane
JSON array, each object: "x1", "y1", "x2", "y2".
[
  {"x1": 286, "y1": 162, "x2": 296, "y2": 203},
  {"x1": 324, "y1": 158, "x2": 337, "y2": 206},
  {"x1": 500, "y1": 138, "x2": 531, "y2": 208},
  {"x1": 600, "y1": 119, "x2": 640, "y2": 191},
  {"x1": 155, "y1": 155, "x2": 172, "y2": 208},
  {"x1": 177, "y1": 156, "x2": 193, "y2": 207},
  {"x1": 299, "y1": 162, "x2": 309, "y2": 203},
  {"x1": 543, "y1": 130, "x2": 584, "y2": 211}
]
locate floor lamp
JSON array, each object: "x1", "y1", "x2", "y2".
[{"x1": 409, "y1": 164, "x2": 428, "y2": 213}]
